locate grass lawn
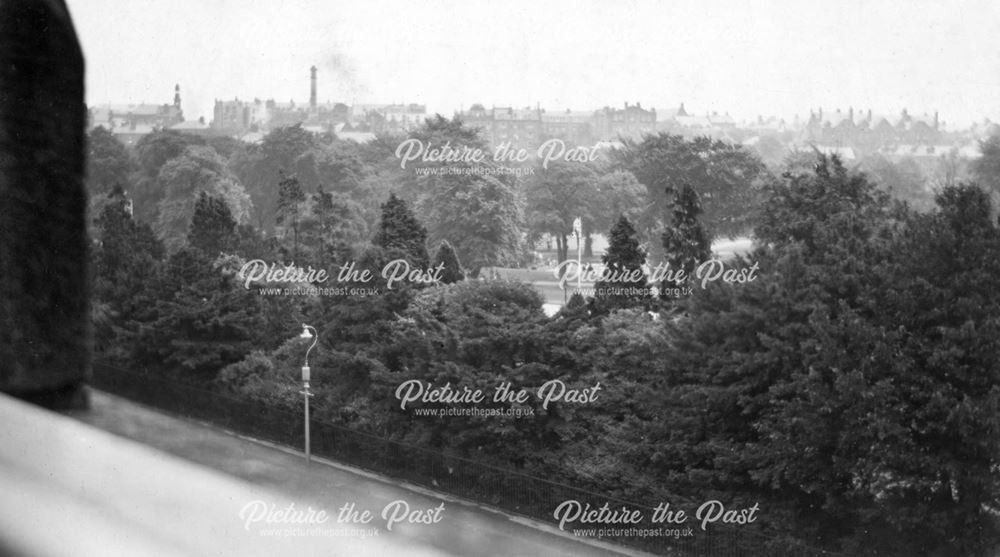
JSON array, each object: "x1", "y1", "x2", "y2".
[{"x1": 490, "y1": 235, "x2": 753, "y2": 310}]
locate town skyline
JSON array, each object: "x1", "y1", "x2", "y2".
[{"x1": 66, "y1": 0, "x2": 1000, "y2": 128}]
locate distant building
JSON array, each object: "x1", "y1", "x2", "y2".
[
  {"x1": 656, "y1": 103, "x2": 744, "y2": 141},
  {"x1": 357, "y1": 103, "x2": 429, "y2": 134},
  {"x1": 333, "y1": 123, "x2": 377, "y2": 144},
  {"x1": 169, "y1": 117, "x2": 212, "y2": 137},
  {"x1": 592, "y1": 102, "x2": 656, "y2": 141},
  {"x1": 211, "y1": 67, "x2": 351, "y2": 135},
  {"x1": 803, "y1": 107, "x2": 942, "y2": 151},
  {"x1": 212, "y1": 98, "x2": 269, "y2": 134},
  {"x1": 209, "y1": 67, "x2": 424, "y2": 137},
  {"x1": 457, "y1": 101, "x2": 657, "y2": 150},
  {"x1": 88, "y1": 84, "x2": 185, "y2": 145},
  {"x1": 109, "y1": 123, "x2": 156, "y2": 147},
  {"x1": 792, "y1": 144, "x2": 858, "y2": 161},
  {"x1": 458, "y1": 104, "x2": 544, "y2": 151},
  {"x1": 541, "y1": 109, "x2": 593, "y2": 146}
]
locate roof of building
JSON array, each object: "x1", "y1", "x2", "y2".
[
  {"x1": 113, "y1": 124, "x2": 156, "y2": 136},
  {"x1": 795, "y1": 144, "x2": 857, "y2": 161},
  {"x1": 674, "y1": 115, "x2": 712, "y2": 128},
  {"x1": 492, "y1": 107, "x2": 541, "y2": 121},
  {"x1": 709, "y1": 113, "x2": 736, "y2": 126},
  {"x1": 239, "y1": 131, "x2": 265, "y2": 144},
  {"x1": 593, "y1": 140, "x2": 625, "y2": 150},
  {"x1": 541, "y1": 110, "x2": 593, "y2": 123},
  {"x1": 337, "y1": 131, "x2": 376, "y2": 143},
  {"x1": 94, "y1": 103, "x2": 165, "y2": 116},
  {"x1": 170, "y1": 120, "x2": 208, "y2": 131},
  {"x1": 958, "y1": 143, "x2": 983, "y2": 159},
  {"x1": 890, "y1": 144, "x2": 957, "y2": 158}
]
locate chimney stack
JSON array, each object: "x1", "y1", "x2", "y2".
[{"x1": 310, "y1": 66, "x2": 317, "y2": 110}]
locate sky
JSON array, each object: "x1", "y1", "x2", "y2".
[{"x1": 65, "y1": 0, "x2": 1000, "y2": 129}]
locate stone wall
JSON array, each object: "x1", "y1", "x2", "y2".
[{"x1": 0, "y1": 0, "x2": 90, "y2": 407}]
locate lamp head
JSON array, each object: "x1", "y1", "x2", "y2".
[{"x1": 299, "y1": 324, "x2": 313, "y2": 339}]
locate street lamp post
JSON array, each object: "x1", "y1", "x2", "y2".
[{"x1": 299, "y1": 324, "x2": 318, "y2": 464}]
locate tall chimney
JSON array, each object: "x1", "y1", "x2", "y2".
[{"x1": 310, "y1": 65, "x2": 317, "y2": 110}]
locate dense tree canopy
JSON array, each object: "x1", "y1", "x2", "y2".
[
  {"x1": 188, "y1": 192, "x2": 238, "y2": 256},
  {"x1": 91, "y1": 190, "x2": 164, "y2": 356},
  {"x1": 373, "y1": 193, "x2": 429, "y2": 268},
  {"x1": 525, "y1": 161, "x2": 600, "y2": 264},
  {"x1": 420, "y1": 173, "x2": 524, "y2": 272},
  {"x1": 154, "y1": 145, "x2": 252, "y2": 252},
  {"x1": 85, "y1": 126, "x2": 132, "y2": 197},
  {"x1": 595, "y1": 215, "x2": 650, "y2": 310},
  {"x1": 660, "y1": 184, "x2": 711, "y2": 296},
  {"x1": 613, "y1": 133, "x2": 769, "y2": 253},
  {"x1": 432, "y1": 240, "x2": 464, "y2": 283},
  {"x1": 655, "y1": 156, "x2": 1000, "y2": 555},
  {"x1": 859, "y1": 154, "x2": 932, "y2": 211},
  {"x1": 131, "y1": 129, "x2": 206, "y2": 223},
  {"x1": 231, "y1": 124, "x2": 318, "y2": 231},
  {"x1": 87, "y1": 120, "x2": 1000, "y2": 557}
]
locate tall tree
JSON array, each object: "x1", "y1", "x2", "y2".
[
  {"x1": 971, "y1": 134, "x2": 1000, "y2": 219},
  {"x1": 132, "y1": 247, "x2": 267, "y2": 378},
  {"x1": 131, "y1": 129, "x2": 206, "y2": 223},
  {"x1": 373, "y1": 193, "x2": 429, "y2": 268},
  {"x1": 297, "y1": 187, "x2": 368, "y2": 266},
  {"x1": 275, "y1": 172, "x2": 306, "y2": 260},
  {"x1": 613, "y1": 133, "x2": 768, "y2": 257},
  {"x1": 188, "y1": 191, "x2": 237, "y2": 255},
  {"x1": 154, "y1": 145, "x2": 252, "y2": 252},
  {"x1": 375, "y1": 280, "x2": 554, "y2": 459},
  {"x1": 395, "y1": 116, "x2": 524, "y2": 273},
  {"x1": 972, "y1": 134, "x2": 1000, "y2": 194},
  {"x1": 420, "y1": 173, "x2": 524, "y2": 274},
  {"x1": 660, "y1": 184, "x2": 711, "y2": 297},
  {"x1": 85, "y1": 126, "x2": 132, "y2": 197},
  {"x1": 432, "y1": 240, "x2": 464, "y2": 284},
  {"x1": 860, "y1": 154, "x2": 932, "y2": 211},
  {"x1": 654, "y1": 156, "x2": 1000, "y2": 554},
  {"x1": 592, "y1": 169, "x2": 647, "y2": 242},
  {"x1": 594, "y1": 215, "x2": 650, "y2": 309},
  {"x1": 91, "y1": 190, "x2": 164, "y2": 357},
  {"x1": 231, "y1": 124, "x2": 317, "y2": 231},
  {"x1": 297, "y1": 139, "x2": 367, "y2": 196},
  {"x1": 852, "y1": 183, "x2": 1000, "y2": 556},
  {"x1": 525, "y1": 161, "x2": 600, "y2": 265}
]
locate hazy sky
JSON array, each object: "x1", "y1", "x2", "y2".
[{"x1": 65, "y1": 0, "x2": 1000, "y2": 129}]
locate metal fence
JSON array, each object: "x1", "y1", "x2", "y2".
[{"x1": 91, "y1": 361, "x2": 842, "y2": 557}]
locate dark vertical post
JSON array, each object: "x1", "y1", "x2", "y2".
[{"x1": 0, "y1": 0, "x2": 90, "y2": 408}]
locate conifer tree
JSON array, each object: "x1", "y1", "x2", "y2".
[
  {"x1": 661, "y1": 184, "x2": 711, "y2": 298},
  {"x1": 373, "y1": 193, "x2": 429, "y2": 268},
  {"x1": 432, "y1": 240, "x2": 464, "y2": 284},
  {"x1": 188, "y1": 191, "x2": 237, "y2": 255},
  {"x1": 595, "y1": 215, "x2": 649, "y2": 309},
  {"x1": 276, "y1": 172, "x2": 305, "y2": 260}
]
